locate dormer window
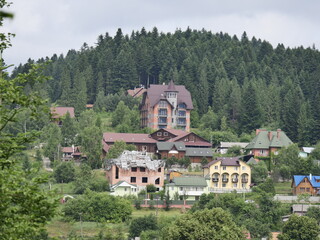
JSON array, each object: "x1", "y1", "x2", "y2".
[{"x1": 178, "y1": 103, "x2": 186, "y2": 109}]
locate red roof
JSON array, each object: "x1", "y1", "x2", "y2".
[
  {"x1": 127, "y1": 87, "x2": 146, "y2": 98},
  {"x1": 51, "y1": 107, "x2": 75, "y2": 118},
  {"x1": 103, "y1": 132, "x2": 157, "y2": 144}
]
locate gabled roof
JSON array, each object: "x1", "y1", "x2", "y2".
[
  {"x1": 50, "y1": 107, "x2": 75, "y2": 118},
  {"x1": 301, "y1": 147, "x2": 315, "y2": 154},
  {"x1": 111, "y1": 181, "x2": 137, "y2": 190},
  {"x1": 165, "y1": 80, "x2": 178, "y2": 92},
  {"x1": 171, "y1": 176, "x2": 207, "y2": 187},
  {"x1": 293, "y1": 175, "x2": 320, "y2": 188},
  {"x1": 103, "y1": 132, "x2": 157, "y2": 144},
  {"x1": 156, "y1": 142, "x2": 186, "y2": 151},
  {"x1": 185, "y1": 148, "x2": 213, "y2": 157},
  {"x1": 246, "y1": 129, "x2": 293, "y2": 150},
  {"x1": 127, "y1": 87, "x2": 146, "y2": 98},
  {"x1": 146, "y1": 83, "x2": 193, "y2": 109}
]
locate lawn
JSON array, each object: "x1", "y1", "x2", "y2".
[
  {"x1": 274, "y1": 181, "x2": 292, "y2": 195},
  {"x1": 46, "y1": 207, "x2": 183, "y2": 238}
]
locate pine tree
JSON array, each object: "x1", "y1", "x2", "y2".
[{"x1": 240, "y1": 81, "x2": 262, "y2": 133}]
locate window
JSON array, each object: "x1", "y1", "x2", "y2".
[
  {"x1": 306, "y1": 188, "x2": 310, "y2": 192},
  {"x1": 222, "y1": 184, "x2": 226, "y2": 188},
  {"x1": 214, "y1": 183, "x2": 218, "y2": 187},
  {"x1": 124, "y1": 188, "x2": 127, "y2": 191},
  {"x1": 215, "y1": 166, "x2": 218, "y2": 170},
  {"x1": 171, "y1": 187, "x2": 174, "y2": 190},
  {"x1": 140, "y1": 167, "x2": 146, "y2": 172},
  {"x1": 172, "y1": 118, "x2": 174, "y2": 123},
  {"x1": 155, "y1": 178, "x2": 160, "y2": 185},
  {"x1": 142, "y1": 177, "x2": 148, "y2": 183},
  {"x1": 195, "y1": 196, "x2": 200, "y2": 201},
  {"x1": 234, "y1": 167, "x2": 238, "y2": 171},
  {"x1": 300, "y1": 187, "x2": 305, "y2": 192},
  {"x1": 164, "y1": 132, "x2": 168, "y2": 136},
  {"x1": 242, "y1": 183, "x2": 247, "y2": 188},
  {"x1": 157, "y1": 132, "x2": 162, "y2": 136},
  {"x1": 180, "y1": 187, "x2": 183, "y2": 191},
  {"x1": 116, "y1": 166, "x2": 119, "y2": 179},
  {"x1": 242, "y1": 166, "x2": 246, "y2": 170},
  {"x1": 223, "y1": 166, "x2": 226, "y2": 170},
  {"x1": 130, "y1": 177, "x2": 136, "y2": 183},
  {"x1": 233, "y1": 183, "x2": 237, "y2": 188},
  {"x1": 131, "y1": 167, "x2": 137, "y2": 172},
  {"x1": 158, "y1": 168, "x2": 161, "y2": 172}
]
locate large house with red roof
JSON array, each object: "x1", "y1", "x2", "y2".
[
  {"x1": 102, "y1": 128, "x2": 212, "y2": 165},
  {"x1": 140, "y1": 80, "x2": 193, "y2": 131}
]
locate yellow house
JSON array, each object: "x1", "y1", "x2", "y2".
[{"x1": 203, "y1": 157, "x2": 251, "y2": 193}]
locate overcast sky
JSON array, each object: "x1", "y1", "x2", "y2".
[{"x1": 3, "y1": 0, "x2": 320, "y2": 69}]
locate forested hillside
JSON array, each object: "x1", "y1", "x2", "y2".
[{"x1": 11, "y1": 27, "x2": 320, "y2": 145}]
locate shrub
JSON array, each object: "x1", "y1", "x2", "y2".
[
  {"x1": 63, "y1": 191, "x2": 132, "y2": 222},
  {"x1": 53, "y1": 161, "x2": 76, "y2": 183}
]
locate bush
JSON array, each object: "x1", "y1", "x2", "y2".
[
  {"x1": 53, "y1": 161, "x2": 76, "y2": 183},
  {"x1": 129, "y1": 214, "x2": 158, "y2": 238},
  {"x1": 63, "y1": 191, "x2": 132, "y2": 223}
]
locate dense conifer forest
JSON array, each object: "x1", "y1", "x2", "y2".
[{"x1": 11, "y1": 27, "x2": 320, "y2": 145}]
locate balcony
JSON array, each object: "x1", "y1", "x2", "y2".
[
  {"x1": 158, "y1": 113, "x2": 168, "y2": 117},
  {"x1": 177, "y1": 122, "x2": 186, "y2": 126},
  {"x1": 212, "y1": 178, "x2": 219, "y2": 182},
  {"x1": 232, "y1": 178, "x2": 238, "y2": 183},
  {"x1": 222, "y1": 178, "x2": 229, "y2": 183},
  {"x1": 158, "y1": 121, "x2": 167, "y2": 125},
  {"x1": 241, "y1": 178, "x2": 248, "y2": 183}
]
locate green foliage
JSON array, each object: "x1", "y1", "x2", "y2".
[
  {"x1": 306, "y1": 206, "x2": 320, "y2": 224},
  {"x1": 42, "y1": 123, "x2": 62, "y2": 162},
  {"x1": 106, "y1": 140, "x2": 136, "y2": 159},
  {"x1": 129, "y1": 214, "x2": 158, "y2": 238},
  {"x1": 0, "y1": 5, "x2": 58, "y2": 237},
  {"x1": 278, "y1": 214, "x2": 320, "y2": 240},
  {"x1": 63, "y1": 190, "x2": 133, "y2": 223},
  {"x1": 53, "y1": 161, "x2": 76, "y2": 183},
  {"x1": 61, "y1": 111, "x2": 78, "y2": 147},
  {"x1": 226, "y1": 145, "x2": 242, "y2": 156},
  {"x1": 164, "y1": 208, "x2": 245, "y2": 240},
  {"x1": 146, "y1": 184, "x2": 157, "y2": 193},
  {"x1": 250, "y1": 161, "x2": 268, "y2": 184},
  {"x1": 80, "y1": 125, "x2": 102, "y2": 169},
  {"x1": 254, "y1": 178, "x2": 276, "y2": 196},
  {"x1": 73, "y1": 164, "x2": 109, "y2": 194}
]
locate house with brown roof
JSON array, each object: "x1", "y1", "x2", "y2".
[
  {"x1": 61, "y1": 145, "x2": 83, "y2": 162},
  {"x1": 140, "y1": 80, "x2": 193, "y2": 131},
  {"x1": 102, "y1": 129, "x2": 212, "y2": 162},
  {"x1": 50, "y1": 107, "x2": 75, "y2": 126}
]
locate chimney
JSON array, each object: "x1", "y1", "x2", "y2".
[
  {"x1": 268, "y1": 131, "x2": 273, "y2": 141},
  {"x1": 310, "y1": 173, "x2": 312, "y2": 180},
  {"x1": 72, "y1": 144, "x2": 75, "y2": 153},
  {"x1": 277, "y1": 129, "x2": 281, "y2": 139}
]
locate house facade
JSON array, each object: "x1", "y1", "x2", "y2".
[
  {"x1": 166, "y1": 176, "x2": 209, "y2": 201},
  {"x1": 203, "y1": 157, "x2": 251, "y2": 192},
  {"x1": 140, "y1": 80, "x2": 193, "y2": 131},
  {"x1": 292, "y1": 175, "x2": 320, "y2": 196},
  {"x1": 105, "y1": 151, "x2": 165, "y2": 192},
  {"x1": 110, "y1": 181, "x2": 138, "y2": 197},
  {"x1": 245, "y1": 129, "x2": 293, "y2": 158}
]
